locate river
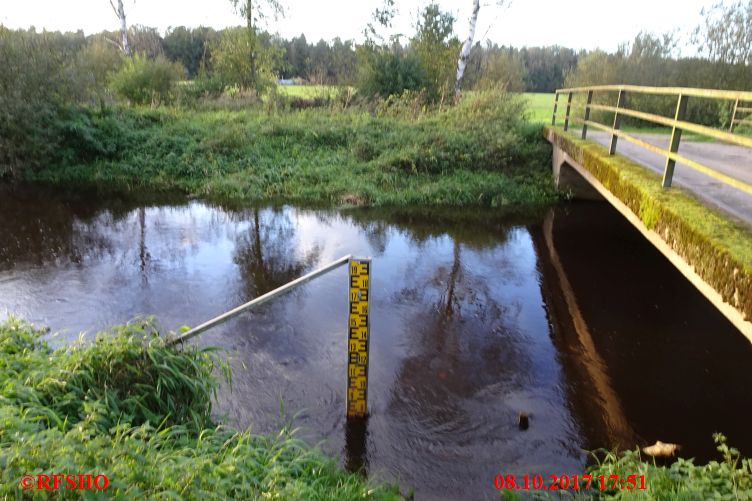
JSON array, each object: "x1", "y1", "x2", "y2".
[{"x1": 1, "y1": 186, "x2": 750, "y2": 500}]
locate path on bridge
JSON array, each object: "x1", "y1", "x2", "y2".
[{"x1": 587, "y1": 131, "x2": 752, "y2": 227}]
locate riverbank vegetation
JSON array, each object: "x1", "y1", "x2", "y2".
[
  {"x1": 0, "y1": 317, "x2": 400, "y2": 499},
  {"x1": 0, "y1": 18, "x2": 555, "y2": 207},
  {"x1": 21, "y1": 91, "x2": 555, "y2": 207},
  {"x1": 583, "y1": 436, "x2": 752, "y2": 499}
]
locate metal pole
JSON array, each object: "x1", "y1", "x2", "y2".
[
  {"x1": 662, "y1": 94, "x2": 688, "y2": 188},
  {"x1": 730, "y1": 98, "x2": 739, "y2": 133},
  {"x1": 564, "y1": 92, "x2": 573, "y2": 131},
  {"x1": 582, "y1": 90, "x2": 594, "y2": 139},
  {"x1": 552, "y1": 92, "x2": 559, "y2": 126},
  {"x1": 168, "y1": 254, "x2": 353, "y2": 346},
  {"x1": 609, "y1": 89, "x2": 626, "y2": 155}
]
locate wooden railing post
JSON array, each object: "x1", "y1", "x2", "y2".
[
  {"x1": 552, "y1": 92, "x2": 559, "y2": 126},
  {"x1": 609, "y1": 90, "x2": 625, "y2": 154},
  {"x1": 563, "y1": 92, "x2": 573, "y2": 131},
  {"x1": 582, "y1": 90, "x2": 594, "y2": 139},
  {"x1": 662, "y1": 93, "x2": 689, "y2": 188},
  {"x1": 730, "y1": 98, "x2": 739, "y2": 133}
]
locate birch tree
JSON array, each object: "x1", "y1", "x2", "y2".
[
  {"x1": 455, "y1": 0, "x2": 510, "y2": 100},
  {"x1": 109, "y1": 0, "x2": 131, "y2": 56}
]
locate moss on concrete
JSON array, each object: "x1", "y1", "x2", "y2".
[{"x1": 545, "y1": 126, "x2": 752, "y2": 323}]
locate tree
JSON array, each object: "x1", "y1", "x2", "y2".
[
  {"x1": 455, "y1": 0, "x2": 510, "y2": 99},
  {"x1": 412, "y1": 3, "x2": 460, "y2": 102},
  {"x1": 693, "y1": 0, "x2": 752, "y2": 66},
  {"x1": 163, "y1": 26, "x2": 218, "y2": 78},
  {"x1": 229, "y1": 0, "x2": 284, "y2": 87},
  {"x1": 109, "y1": 0, "x2": 131, "y2": 56}
]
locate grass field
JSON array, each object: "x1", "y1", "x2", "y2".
[
  {"x1": 523, "y1": 92, "x2": 556, "y2": 124},
  {"x1": 276, "y1": 84, "x2": 351, "y2": 99}
]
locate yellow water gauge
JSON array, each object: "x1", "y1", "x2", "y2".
[{"x1": 347, "y1": 258, "x2": 371, "y2": 418}]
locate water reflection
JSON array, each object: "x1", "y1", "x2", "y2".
[{"x1": 1, "y1": 187, "x2": 751, "y2": 499}]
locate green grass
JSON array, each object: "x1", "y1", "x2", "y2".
[
  {"x1": 0, "y1": 316, "x2": 401, "y2": 500},
  {"x1": 276, "y1": 84, "x2": 351, "y2": 99},
  {"x1": 26, "y1": 90, "x2": 558, "y2": 208},
  {"x1": 523, "y1": 93, "x2": 556, "y2": 124}
]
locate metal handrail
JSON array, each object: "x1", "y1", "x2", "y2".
[
  {"x1": 168, "y1": 254, "x2": 353, "y2": 346},
  {"x1": 551, "y1": 84, "x2": 752, "y2": 193}
]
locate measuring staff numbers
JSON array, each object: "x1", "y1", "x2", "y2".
[{"x1": 347, "y1": 259, "x2": 371, "y2": 418}]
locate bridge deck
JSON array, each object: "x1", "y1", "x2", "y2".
[{"x1": 587, "y1": 131, "x2": 752, "y2": 227}]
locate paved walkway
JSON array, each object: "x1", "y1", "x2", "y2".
[{"x1": 587, "y1": 131, "x2": 752, "y2": 228}]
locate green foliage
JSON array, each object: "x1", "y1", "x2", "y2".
[
  {"x1": 587, "y1": 435, "x2": 752, "y2": 499},
  {"x1": 0, "y1": 317, "x2": 400, "y2": 499},
  {"x1": 564, "y1": 30, "x2": 752, "y2": 127},
  {"x1": 356, "y1": 44, "x2": 429, "y2": 99},
  {"x1": 25, "y1": 89, "x2": 557, "y2": 208},
  {"x1": 210, "y1": 27, "x2": 279, "y2": 92},
  {"x1": 110, "y1": 53, "x2": 186, "y2": 106},
  {"x1": 693, "y1": 0, "x2": 752, "y2": 67},
  {"x1": 163, "y1": 26, "x2": 219, "y2": 78},
  {"x1": 411, "y1": 3, "x2": 460, "y2": 102},
  {"x1": 0, "y1": 27, "x2": 84, "y2": 174},
  {"x1": 74, "y1": 38, "x2": 124, "y2": 106}
]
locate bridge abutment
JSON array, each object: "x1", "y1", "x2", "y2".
[{"x1": 553, "y1": 146, "x2": 603, "y2": 201}]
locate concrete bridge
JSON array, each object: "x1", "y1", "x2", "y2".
[{"x1": 545, "y1": 85, "x2": 752, "y2": 341}]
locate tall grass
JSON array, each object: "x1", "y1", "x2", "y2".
[
  {"x1": 0, "y1": 317, "x2": 400, "y2": 499},
  {"x1": 23, "y1": 89, "x2": 557, "y2": 208}
]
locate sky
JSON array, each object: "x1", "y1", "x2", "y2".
[{"x1": 0, "y1": 0, "x2": 714, "y2": 53}]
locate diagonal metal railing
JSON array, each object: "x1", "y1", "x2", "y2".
[
  {"x1": 551, "y1": 85, "x2": 752, "y2": 195},
  {"x1": 167, "y1": 254, "x2": 352, "y2": 346}
]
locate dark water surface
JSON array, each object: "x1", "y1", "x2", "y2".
[{"x1": 1, "y1": 186, "x2": 751, "y2": 500}]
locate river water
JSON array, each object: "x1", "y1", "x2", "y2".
[{"x1": 1, "y1": 186, "x2": 750, "y2": 499}]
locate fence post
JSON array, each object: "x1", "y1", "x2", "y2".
[
  {"x1": 563, "y1": 92, "x2": 573, "y2": 131},
  {"x1": 662, "y1": 93, "x2": 689, "y2": 188},
  {"x1": 552, "y1": 92, "x2": 559, "y2": 126},
  {"x1": 609, "y1": 90, "x2": 626, "y2": 155},
  {"x1": 730, "y1": 98, "x2": 739, "y2": 133},
  {"x1": 582, "y1": 90, "x2": 594, "y2": 139},
  {"x1": 347, "y1": 258, "x2": 371, "y2": 419}
]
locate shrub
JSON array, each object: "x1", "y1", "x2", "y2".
[
  {"x1": 110, "y1": 53, "x2": 185, "y2": 106},
  {"x1": 356, "y1": 45, "x2": 429, "y2": 99}
]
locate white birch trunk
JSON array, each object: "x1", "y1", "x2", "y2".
[
  {"x1": 455, "y1": 0, "x2": 480, "y2": 99},
  {"x1": 110, "y1": 0, "x2": 131, "y2": 56}
]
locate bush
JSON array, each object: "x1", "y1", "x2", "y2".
[
  {"x1": 110, "y1": 53, "x2": 185, "y2": 106},
  {"x1": 356, "y1": 45, "x2": 429, "y2": 99},
  {"x1": 0, "y1": 27, "x2": 82, "y2": 174}
]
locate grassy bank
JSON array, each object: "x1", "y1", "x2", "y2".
[
  {"x1": 0, "y1": 317, "x2": 400, "y2": 499},
  {"x1": 20, "y1": 90, "x2": 557, "y2": 208}
]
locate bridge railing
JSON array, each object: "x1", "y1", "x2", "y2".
[{"x1": 551, "y1": 85, "x2": 752, "y2": 194}]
